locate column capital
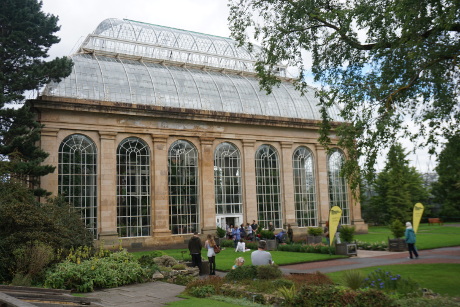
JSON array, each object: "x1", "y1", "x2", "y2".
[
  {"x1": 41, "y1": 127, "x2": 59, "y2": 137},
  {"x1": 280, "y1": 141, "x2": 293, "y2": 149},
  {"x1": 242, "y1": 140, "x2": 256, "y2": 147},
  {"x1": 200, "y1": 137, "x2": 214, "y2": 146},
  {"x1": 152, "y1": 134, "x2": 168, "y2": 143},
  {"x1": 99, "y1": 131, "x2": 117, "y2": 140}
]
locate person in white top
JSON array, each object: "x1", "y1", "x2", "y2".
[{"x1": 235, "y1": 239, "x2": 250, "y2": 252}]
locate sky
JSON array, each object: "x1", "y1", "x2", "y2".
[{"x1": 39, "y1": 0, "x2": 437, "y2": 173}]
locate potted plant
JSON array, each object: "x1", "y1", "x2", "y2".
[
  {"x1": 306, "y1": 227, "x2": 323, "y2": 244},
  {"x1": 216, "y1": 226, "x2": 226, "y2": 246},
  {"x1": 388, "y1": 220, "x2": 407, "y2": 252},
  {"x1": 259, "y1": 229, "x2": 276, "y2": 250},
  {"x1": 335, "y1": 225, "x2": 357, "y2": 255}
]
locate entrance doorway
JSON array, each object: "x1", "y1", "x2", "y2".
[{"x1": 216, "y1": 215, "x2": 243, "y2": 238}]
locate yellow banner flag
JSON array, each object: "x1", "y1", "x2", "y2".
[
  {"x1": 413, "y1": 203, "x2": 424, "y2": 233},
  {"x1": 328, "y1": 206, "x2": 342, "y2": 246}
]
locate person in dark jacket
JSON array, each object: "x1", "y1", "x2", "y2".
[
  {"x1": 405, "y1": 222, "x2": 419, "y2": 259},
  {"x1": 188, "y1": 232, "x2": 203, "y2": 271}
]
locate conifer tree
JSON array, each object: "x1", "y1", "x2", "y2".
[{"x1": 0, "y1": 0, "x2": 73, "y2": 194}]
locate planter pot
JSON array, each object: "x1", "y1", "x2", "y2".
[
  {"x1": 265, "y1": 239, "x2": 277, "y2": 251},
  {"x1": 388, "y1": 238, "x2": 407, "y2": 252},
  {"x1": 306, "y1": 236, "x2": 322, "y2": 245},
  {"x1": 335, "y1": 243, "x2": 358, "y2": 256}
]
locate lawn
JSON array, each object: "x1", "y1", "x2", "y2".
[
  {"x1": 132, "y1": 247, "x2": 346, "y2": 271},
  {"x1": 326, "y1": 263, "x2": 460, "y2": 297},
  {"x1": 355, "y1": 223, "x2": 460, "y2": 250}
]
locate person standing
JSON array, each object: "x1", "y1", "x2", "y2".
[
  {"x1": 188, "y1": 232, "x2": 202, "y2": 273},
  {"x1": 205, "y1": 234, "x2": 217, "y2": 275},
  {"x1": 405, "y1": 222, "x2": 419, "y2": 259},
  {"x1": 268, "y1": 222, "x2": 275, "y2": 232},
  {"x1": 251, "y1": 220, "x2": 258, "y2": 241},
  {"x1": 251, "y1": 240, "x2": 273, "y2": 265},
  {"x1": 287, "y1": 224, "x2": 293, "y2": 243},
  {"x1": 232, "y1": 225, "x2": 241, "y2": 248},
  {"x1": 239, "y1": 224, "x2": 246, "y2": 240}
]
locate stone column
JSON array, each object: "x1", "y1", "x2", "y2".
[
  {"x1": 152, "y1": 135, "x2": 171, "y2": 238},
  {"x1": 200, "y1": 137, "x2": 216, "y2": 234},
  {"x1": 315, "y1": 144, "x2": 330, "y2": 226},
  {"x1": 98, "y1": 132, "x2": 118, "y2": 246},
  {"x1": 242, "y1": 140, "x2": 257, "y2": 223},
  {"x1": 280, "y1": 142, "x2": 296, "y2": 227},
  {"x1": 40, "y1": 127, "x2": 59, "y2": 198}
]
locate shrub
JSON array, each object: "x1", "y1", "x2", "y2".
[
  {"x1": 216, "y1": 227, "x2": 226, "y2": 238},
  {"x1": 341, "y1": 270, "x2": 365, "y2": 290},
  {"x1": 44, "y1": 250, "x2": 149, "y2": 292},
  {"x1": 12, "y1": 241, "x2": 54, "y2": 284},
  {"x1": 278, "y1": 285, "x2": 296, "y2": 305},
  {"x1": 172, "y1": 264, "x2": 186, "y2": 270},
  {"x1": 189, "y1": 285, "x2": 216, "y2": 298},
  {"x1": 287, "y1": 272, "x2": 334, "y2": 286},
  {"x1": 257, "y1": 264, "x2": 282, "y2": 280},
  {"x1": 186, "y1": 275, "x2": 224, "y2": 293},
  {"x1": 225, "y1": 265, "x2": 258, "y2": 281},
  {"x1": 362, "y1": 268, "x2": 422, "y2": 298},
  {"x1": 173, "y1": 274, "x2": 196, "y2": 286},
  {"x1": 153, "y1": 255, "x2": 178, "y2": 267},
  {"x1": 339, "y1": 225, "x2": 356, "y2": 243},
  {"x1": 259, "y1": 230, "x2": 275, "y2": 239},
  {"x1": 272, "y1": 278, "x2": 294, "y2": 289},
  {"x1": 307, "y1": 227, "x2": 323, "y2": 236},
  {"x1": 390, "y1": 220, "x2": 406, "y2": 239},
  {"x1": 137, "y1": 252, "x2": 164, "y2": 270}
]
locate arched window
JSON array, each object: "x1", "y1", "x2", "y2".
[
  {"x1": 255, "y1": 144, "x2": 282, "y2": 228},
  {"x1": 327, "y1": 149, "x2": 350, "y2": 225},
  {"x1": 58, "y1": 134, "x2": 97, "y2": 237},
  {"x1": 293, "y1": 146, "x2": 317, "y2": 227},
  {"x1": 214, "y1": 142, "x2": 242, "y2": 215},
  {"x1": 168, "y1": 140, "x2": 199, "y2": 234},
  {"x1": 117, "y1": 137, "x2": 151, "y2": 237}
]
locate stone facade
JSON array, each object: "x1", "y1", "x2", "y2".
[{"x1": 32, "y1": 96, "x2": 367, "y2": 248}]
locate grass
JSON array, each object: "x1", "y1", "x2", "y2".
[
  {"x1": 326, "y1": 263, "x2": 460, "y2": 297},
  {"x1": 355, "y1": 223, "x2": 460, "y2": 250},
  {"x1": 166, "y1": 294, "x2": 263, "y2": 307},
  {"x1": 132, "y1": 247, "x2": 346, "y2": 271}
]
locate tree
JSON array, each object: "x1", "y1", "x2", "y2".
[
  {"x1": 0, "y1": 0, "x2": 73, "y2": 194},
  {"x1": 363, "y1": 143, "x2": 429, "y2": 224},
  {"x1": 228, "y1": 0, "x2": 460, "y2": 190},
  {"x1": 431, "y1": 132, "x2": 460, "y2": 219}
]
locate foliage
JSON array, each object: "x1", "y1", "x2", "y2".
[
  {"x1": 173, "y1": 274, "x2": 197, "y2": 286},
  {"x1": 432, "y1": 132, "x2": 460, "y2": 218},
  {"x1": 307, "y1": 227, "x2": 323, "y2": 236},
  {"x1": 356, "y1": 241, "x2": 388, "y2": 251},
  {"x1": 229, "y1": 0, "x2": 460, "y2": 195},
  {"x1": 362, "y1": 269, "x2": 422, "y2": 298},
  {"x1": 44, "y1": 250, "x2": 149, "y2": 292},
  {"x1": 259, "y1": 230, "x2": 274, "y2": 239},
  {"x1": 225, "y1": 265, "x2": 258, "y2": 281},
  {"x1": 339, "y1": 225, "x2": 356, "y2": 243},
  {"x1": 189, "y1": 285, "x2": 216, "y2": 298},
  {"x1": 186, "y1": 275, "x2": 225, "y2": 294},
  {"x1": 172, "y1": 264, "x2": 186, "y2": 270},
  {"x1": 287, "y1": 272, "x2": 335, "y2": 287},
  {"x1": 154, "y1": 255, "x2": 178, "y2": 267},
  {"x1": 291, "y1": 284, "x2": 397, "y2": 307},
  {"x1": 341, "y1": 270, "x2": 365, "y2": 290},
  {"x1": 277, "y1": 285, "x2": 296, "y2": 305},
  {"x1": 0, "y1": 0, "x2": 73, "y2": 194},
  {"x1": 0, "y1": 182, "x2": 92, "y2": 282},
  {"x1": 12, "y1": 241, "x2": 54, "y2": 283},
  {"x1": 256, "y1": 264, "x2": 282, "y2": 280},
  {"x1": 216, "y1": 226, "x2": 226, "y2": 238},
  {"x1": 390, "y1": 220, "x2": 406, "y2": 239},
  {"x1": 364, "y1": 144, "x2": 429, "y2": 224}
]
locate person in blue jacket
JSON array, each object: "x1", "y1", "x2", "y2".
[{"x1": 405, "y1": 222, "x2": 419, "y2": 259}]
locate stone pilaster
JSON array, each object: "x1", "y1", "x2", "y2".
[
  {"x1": 40, "y1": 128, "x2": 59, "y2": 197},
  {"x1": 98, "y1": 131, "x2": 118, "y2": 245},
  {"x1": 242, "y1": 140, "x2": 257, "y2": 222},
  {"x1": 315, "y1": 144, "x2": 330, "y2": 225},
  {"x1": 152, "y1": 135, "x2": 171, "y2": 237},
  {"x1": 200, "y1": 137, "x2": 216, "y2": 234},
  {"x1": 280, "y1": 142, "x2": 296, "y2": 227}
]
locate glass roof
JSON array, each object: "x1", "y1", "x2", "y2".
[
  {"x1": 43, "y1": 54, "x2": 341, "y2": 121},
  {"x1": 79, "y1": 18, "x2": 269, "y2": 74}
]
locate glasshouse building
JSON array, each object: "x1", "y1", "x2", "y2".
[{"x1": 32, "y1": 18, "x2": 367, "y2": 247}]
